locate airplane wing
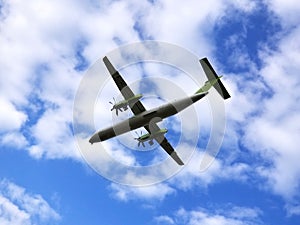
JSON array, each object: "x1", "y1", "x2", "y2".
[
  {"x1": 144, "y1": 123, "x2": 184, "y2": 166},
  {"x1": 104, "y1": 56, "x2": 183, "y2": 165},
  {"x1": 103, "y1": 56, "x2": 146, "y2": 115}
]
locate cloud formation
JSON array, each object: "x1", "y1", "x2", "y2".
[
  {"x1": 1, "y1": 0, "x2": 300, "y2": 220},
  {"x1": 155, "y1": 205, "x2": 263, "y2": 225},
  {"x1": 0, "y1": 179, "x2": 60, "y2": 225}
]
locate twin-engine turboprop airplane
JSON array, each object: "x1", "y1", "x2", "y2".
[{"x1": 89, "y1": 57, "x2": 231, "y2": 165}]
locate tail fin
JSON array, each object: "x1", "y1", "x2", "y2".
[{"x1": 198, "y1": 58, "x2": 231, "y2": 99}]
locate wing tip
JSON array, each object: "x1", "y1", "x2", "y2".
[
  {"x1": 171, "y1": 152, "x2": 184, "y2": 166},
  {"x1": 103, "y1": 56, "x2": 117, "y2": 75}
]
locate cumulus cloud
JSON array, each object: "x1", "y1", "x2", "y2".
[
  {"x1": 154, "y1": 215, "x2": 175, "y2": 224},
  {"x1": 170, "y1": 151, "x2": 250, "y2": 190},
  {"x1": 0, "y1": 179, "x2": 60, "y2": 225},
  {"x1": 216, "y1": 2, "x2": 300, "y2": 216},
  {"x1": 28, "y1": 106, "x2": 81, "y2": 160},
  {"x1": 0, "y1": 97, "x2": 27, "y2": 133},
  {"x1": 1, "y1": 0, "x2": 300, "y2": 219},
  {"x1": 108, "y1": 149, "x2": 250, "y2": 202},
  {"x1": 100, "y1": 3, "x2": 300, "y2": 218},
  {"x1": 0, "y1": 132, "x2": 28, "y2": 149},
  {"x1": 109, "y1": 182, "x2": 176, "y2": 202},
  {"x1": 0, "y1": 0, "x2": 131, "y2": 159},
  {"x1": 0, "y1": 0, "x2": 258, "y2": 161},
  {"x1": 243, "y1": 29, "x2": 300, "y2": 202}
]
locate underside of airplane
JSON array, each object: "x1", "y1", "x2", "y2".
[{"x1": 89, "y1": 57, "x2": 230, "y2": 165}]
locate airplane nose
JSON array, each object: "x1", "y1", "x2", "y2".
[{"x1": 89, "y1": 133, "x2": 101, "y2": 144}]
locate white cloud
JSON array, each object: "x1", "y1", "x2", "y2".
[
  {"x1": 0, "y1": 97, "x2": 27, "y2": 133},
  {"x1": 0, "y1": 132, "x2": 28, "y2": 149},
  {"x1": 138, "y1": 0, "x2": 221, "y2": 55},
  {"x1": 0, "y1": 179, "x2": 60, "y2": 225},
  {"x1": 266, "y1": 0, "x2": 300, "y2": 26},
  {"x1": 0, "y1": 0, "x2": 258, "y2": 160},
  {"x1": 97, "y1": 0, "x2": 300, "y2": 212},
  {"x1": 285, "y1": 203, "x2": 300, "y2": 217},
  {"x1": 0, "y1": 0, "x2": 150, "y2": 161},
  {"x1": 79, "y1": 0, "x2": 144, "y2": 61},
  {"x1": 102, "y1": 140, "x2": 139, "y2": 166},
  {"x1": 155, "y1": 205, "x2": 262, "y2": 225},
  {"x1": 109, "y1": 182, "x2": 176, "y2": 202},
  {"x1": 1, "y1": 0, "x2": 299, "y2": 219},
  {"x1": 0, "y1": 195, "x2": 30, "y2": 225},
  {"x1": 108, "y1": 149, "x2": 250, "y2": 201},
  {"x1": 230, "y1": 0, "x2": 257, "y2": 13},
  {"x1": 0, "y1": 0, "x2": 83, "y2": 158},
  {"x1": 225, "y1": 74, "x2": 264, "y2": 124},
  {"x1": 169, "y1": 151, "x2": 250, "y2": 190},
  {"x1": 241, "y1": 25, "x2": 300, "y2": 202},
  {"x1": 154, "y1": 215, "x2": 175, "y2": 225},
  {"x1": 29, "y1": 106, "x2": 81, "y2": 160}
]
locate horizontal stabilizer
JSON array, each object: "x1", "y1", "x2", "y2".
[{"x1": 200, "y1": 58, "x2": 231, "y2": 99}]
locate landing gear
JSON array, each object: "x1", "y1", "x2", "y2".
[{"x1": 148, "y1": 140, "x2": 154, "y2": 146}]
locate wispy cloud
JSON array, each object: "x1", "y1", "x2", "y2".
[
  {"x1": 265, "y1": 0, "x2": 300, "y2": 26},
  {"x1": 154, "y1": 215, "x2": 175, "y2": 225},
  {"x1": 109, "y1": 182, "x2": 176, "y2": 202},
  {"x1": 155, "y1": 205, "x2": 263, "y2": 225},
  {"x1": 0, "y1": 97, "x2": 27, "y2": 132}
]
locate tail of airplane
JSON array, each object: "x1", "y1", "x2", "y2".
[{"x1": 196, "y1": 58, "x2": 231, "y2": 99}]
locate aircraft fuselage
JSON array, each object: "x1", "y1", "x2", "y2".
[{"x1": 89, "y1": 92, "x2": 207, "y2": 144}]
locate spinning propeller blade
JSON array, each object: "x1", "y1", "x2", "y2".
[
  {"x1": 109, "y1": 97, "x2": 121, "y2": 116},
  {"x1": 134, "y1": 130, "x2": 146, "y2": 148}
]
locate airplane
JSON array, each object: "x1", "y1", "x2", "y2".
[{"x1": 89, "y1": 56, "x2": 231, "y2": 165}]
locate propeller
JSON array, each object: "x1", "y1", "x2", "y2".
[
  {"x1": 134, "y1": 131, "x2": 145, "y2": 147},
  {"x1": 109, "y1": 97, "x2": 122, "y2": 116},
  {"x1": 108, "y1": 97, "x2": 116, "y2": 105}
]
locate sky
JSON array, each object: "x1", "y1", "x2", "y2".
[{"x1": 0, "y1": 0, "x2": 300, "y2": 224}]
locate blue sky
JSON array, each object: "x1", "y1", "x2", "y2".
[{"x1": 1, "y1": 0, "x2": 300, "y2": 224}]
